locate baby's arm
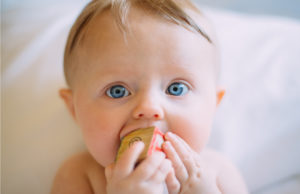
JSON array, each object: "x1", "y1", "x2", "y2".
[
  {"x1": 51, "y1": 152, "x2": 107, "y2": 194},
  {"x1": 51, "y1": 142, "x2": 172, "y2": 194},
  {"x1": 214, "y1": 153, "x2": 248, "y2": 194}
]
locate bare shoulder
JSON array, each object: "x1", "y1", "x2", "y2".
[
  {"x1": 51, "y1": 151, "x2": 106, "y2": 194},
  {"x1": 201, "y1": 148, "x2": 249, "y2": 194}
]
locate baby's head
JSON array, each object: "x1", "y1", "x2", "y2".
[{"x1": 60, "y1": 0, "x2": 224, "y2": 167}]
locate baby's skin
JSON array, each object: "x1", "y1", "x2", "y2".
[{"x1": 51, "y1": 6, "x2": 248, "y2": 194}]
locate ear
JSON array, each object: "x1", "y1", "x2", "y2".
[
  {"x1": 59, "y1": 88, "x2": 76, "y2": 120},
  {"x1": 216, "y1": 87, "x2": 226, "y2": 106}
]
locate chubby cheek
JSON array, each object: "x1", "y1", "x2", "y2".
[
  {"x1": 170, "y1": 117, "x2": 211, "y2": 153},
  {"x1": 75, "y1": 106, "x2": 123, "y2": 166},
  {"x1": 82, "y1": 124, "x2": 119, "y2": 166},
  {"x1": 169, "y1": 102, "x2": 215, "y2": 153}
]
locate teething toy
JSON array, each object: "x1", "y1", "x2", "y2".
[{"x1": 116, "y1": 126, "x2": 165, "y2": 162}]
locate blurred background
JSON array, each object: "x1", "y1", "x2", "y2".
[
  {"x1": 197, "y1": 0, "x2": 300, "y2": 20},
  {"x1": 2, "y1": 0, "x2": 300, "y2": 20}
]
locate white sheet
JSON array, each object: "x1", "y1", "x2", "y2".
[
  {"x1": 204, "y1": 8, "x2": 300, "y2": 193},
  {"x1": 2, "y1": 1, "x2": 300, "y2": 194}
]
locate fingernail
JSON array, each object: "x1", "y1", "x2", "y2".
[
  {"x1": 163, "y1": 141, "x2": 171, "y2": 149},
  {"x1": 165, "y1": 132, "x2": 174, "y2": 140},
  {"x1": 132, "y1": 140, "x2": 144, "y2": 148}
]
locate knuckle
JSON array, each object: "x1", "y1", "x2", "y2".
[
  {"x1": 182, "y1": 154, "x2": 193, "y2": 162},
  {"x1": 187, "y1": 179, "x2": 197, "y2": 189},
  {"x1": 141, "y1": 165, "x2": 154, "y2": 176},
  {"x1": 171, "y1": 182, "x2": 180, "y2": 192}
]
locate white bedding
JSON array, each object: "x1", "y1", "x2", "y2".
[{"x1": 2, "y1": 1, "x2": 300, "y2": 194}]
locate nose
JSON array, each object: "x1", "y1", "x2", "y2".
[{"x1": 132, "y1": 95, "x2": 164, "y2": 120}]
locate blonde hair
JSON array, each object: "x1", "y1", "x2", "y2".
[{"x1": 64, "y1": 0, "x2": 212, "y2": 87}]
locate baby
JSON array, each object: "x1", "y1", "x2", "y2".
[{"x1": 51, "y1": 0, "x2": 248, "y2": 193}]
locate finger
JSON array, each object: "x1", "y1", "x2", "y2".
[
  {"x1": 165, "y1": 132, "x2": 193, "y2": 153},
  {"x1": 114, "y1": 141, "x2": 145, "y2": 178},
  {"x1": 163, "y1": 141, "x2": 188, "y2": 183},
  {"x1": 166, "y1": 168, "x2": 180, "y2": 194},
  {"x1": 165, "y1": 132, "x2": 197, "y2": 175},
  {"x1": 132, "y1": 151, "x2": 166, "y2": 181},
  {"x1": 148, "y1": 159, "x2": 172, "y2": 183}
]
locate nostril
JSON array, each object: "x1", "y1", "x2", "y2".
[
  {"x1": 154, "y1": 114, "x2": 159, "y2": 118},
  {"x1": 138, "y1": 113, "x2": 144, "y2": 117}
]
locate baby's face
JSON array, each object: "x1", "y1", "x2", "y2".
[{"x1": 65, "y1": 9, "x2": 222, "y2": 167}]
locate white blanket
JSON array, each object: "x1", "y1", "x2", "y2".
[{"x1": 2, "y1": 1, "x2": 300, "y2": 193}]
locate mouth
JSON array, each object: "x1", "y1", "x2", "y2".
[
  {"x1": 116, "y1": 126, "x2": 166, "y2": 162},
  {"x1": 120, "y1": 122, "x2": 168, "y2": 140},
  {"x1": 120, "y1": 126, "x2": 155, "y2": 140}
]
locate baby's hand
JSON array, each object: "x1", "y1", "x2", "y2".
[
  {"x1": 163, "y1": 132, "x2": 221, "y2": 194},
  {"x1": 105, "y1": 141, "x2": 172, "y2": 194}
]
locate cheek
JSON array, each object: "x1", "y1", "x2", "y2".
[
  {"x1": 75, "y1": 105, "x2": 124, "y2": 166},
  {"x1": 169, "y1": 99, "x2": 216, "y2": 153},
  {"x1": 171, "y1": 116, "x2": 212, "y2": 153}
]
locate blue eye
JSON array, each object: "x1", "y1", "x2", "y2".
[
  {"x1": 106, "y1": 85, "x2": 130, "y2": 98},
  {"x1": 167, "y1": 82, "x2": 189, "y2": 96}
]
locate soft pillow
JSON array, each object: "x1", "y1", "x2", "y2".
[
  {"x1": 205, "y1": 8, "x2": 300, "y2": 193},
  {"x1": 2, "y1": 1, "x2": 300, "y2": 194}
]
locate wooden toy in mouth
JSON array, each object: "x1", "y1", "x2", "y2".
[{"x1": 116, "y1": 127, "x2": 165, "y2": 163}]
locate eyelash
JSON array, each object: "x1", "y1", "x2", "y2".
[
  {"x1": 166, "y1": 82, "x2": 190, "y2": 96},
  {"x1": 105, "y1": 81, "x2": 190, "y2": 99},
  {"x1": 106, "y1": 85, "x2": 131, "y2": 98}
]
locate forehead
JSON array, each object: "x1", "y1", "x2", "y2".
[
  {"x1": 80, "y1": 7, "x2": 213, "y2": 46},
  {"x1": 72, "y1": 7, "x2": 216, "y2": 82}
]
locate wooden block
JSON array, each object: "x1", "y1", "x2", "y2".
[{"x1": 116, "y1": 127, "x2": 165, "y2": 162}]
